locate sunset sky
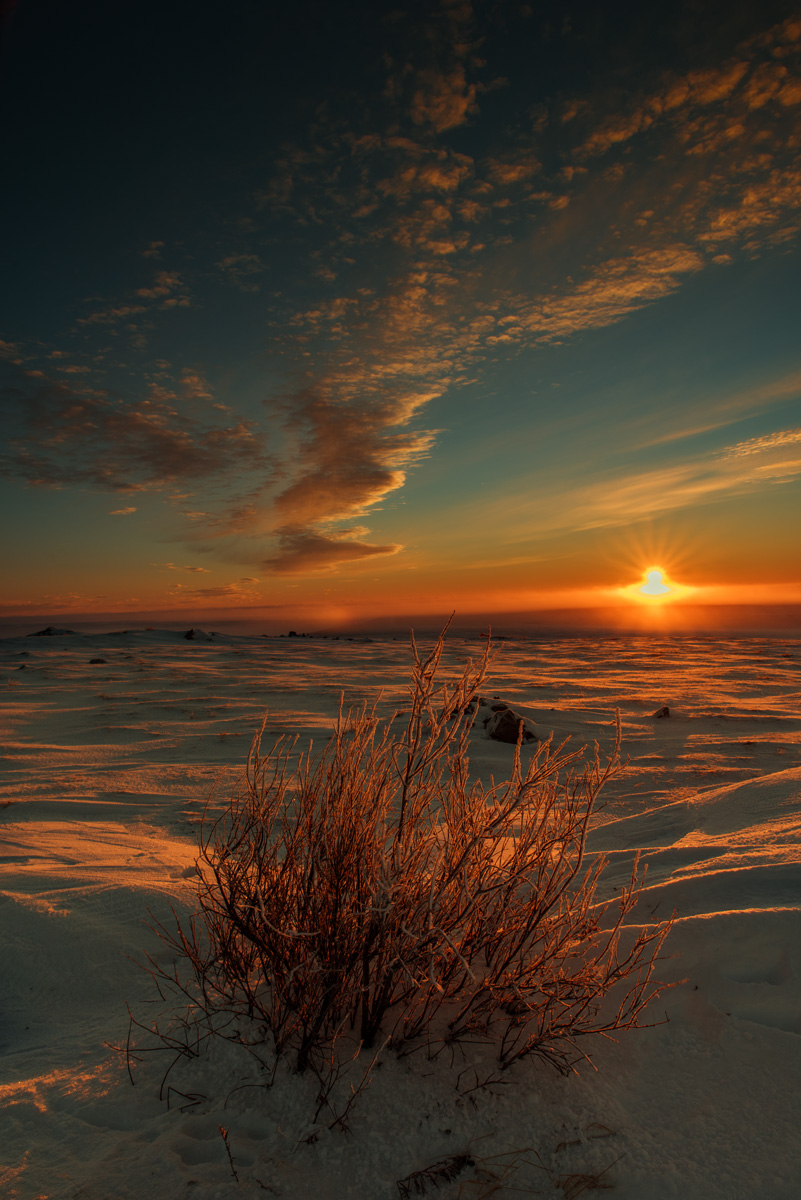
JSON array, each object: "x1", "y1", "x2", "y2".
[{"x1": 1, "y1": 0, "x2": 800, "y2": 631}]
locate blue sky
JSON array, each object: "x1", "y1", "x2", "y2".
[{"x1": 1, "y1": 0, "x2": 800, "y2": 627}]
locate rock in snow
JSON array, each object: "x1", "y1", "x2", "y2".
[
  {"x1": 467, "y1": 695, "x2": 538, "y2": 743},
  {"x1": 486, "y1": 705, "x2": 538, "y2": 743}
]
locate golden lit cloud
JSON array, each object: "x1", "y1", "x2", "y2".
[
  {"x1": 556, "y1": 430, "x2": 801, "y2": 532},
  {"x1": 722, "y1": 427, "x2": 801, "y2": 457}
]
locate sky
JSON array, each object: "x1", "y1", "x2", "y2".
[{"x1": 1, "y1": 0, "x2": 800, "y2": 632}]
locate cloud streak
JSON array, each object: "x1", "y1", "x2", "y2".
[{"x1": 501, "y1": 426, "x2": 801, "y2": 538}]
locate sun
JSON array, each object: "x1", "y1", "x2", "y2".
[
  {"x1": 618, "y1": 565, "x2": 694, "y2": 604},
  {"x1": 640, "y1": 569, "x2": 671, "y2": 596}
]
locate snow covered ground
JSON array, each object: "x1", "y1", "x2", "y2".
[{"x1": 1, "y1": 629, "x2": 799, "y2": 1199}]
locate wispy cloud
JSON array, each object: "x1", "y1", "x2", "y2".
[
  {"x1": 526, "y1": 426, "x2": 801, "y2": 536},
  {"x1": 109, "y1": 506, "x2": 137, "y2": 515},
  {"x1": 1, "y1": 375, "x2": 269, "y2": 496},
  {"x1": 634, "y1": 369, "x2": 801, "y2": 448}
]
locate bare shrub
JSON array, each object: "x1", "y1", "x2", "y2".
[{"x1": 140, "y1": 631, "x2": 672, "y2": 1120}]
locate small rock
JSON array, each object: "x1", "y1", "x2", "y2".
[
  {"x1": 486, "y1": 706, "x2": 538, "y2": 744},
  {"x1": 90, "y1": 658, "x2": 107, "y2": 664},
  {"x1": 653, "y1": 705, "x2": 670, "y2": 718}
]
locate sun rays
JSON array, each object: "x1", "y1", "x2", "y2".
[{"x1": 618, "y1": 565, "x2": 694, "y2": 604}]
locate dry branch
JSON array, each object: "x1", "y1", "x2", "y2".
[{"x1": 137, "y1": 629, "x2": 673, "y2": 1122}]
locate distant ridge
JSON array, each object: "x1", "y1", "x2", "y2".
[{"x1": 1, "y1": 603, "x2": 799, "y2": 641}]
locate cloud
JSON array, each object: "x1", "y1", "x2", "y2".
[
  {"x1": 698, "y1": 167, "x2": 801, "y2": 247},
  {"x1": 0, "y1": 591, "x2": 114, "y2": 613},
  {"x1": 109, "y1": 506, "x2": 137, "y2": 515},
  {"x1": 549, "y1": 16, "x2": 801, "y2": 263},
  {"x1": 485, "y1": 155, "x2": 540, "y2": 186},
  {"x1": 254, "y1": 227, "x2": 490, "y2": 577},
  {"x1": 634, "y1": 369, "x2": 801, "y2": 448},
  {"x1": 0, "y1": 339, "x2": 23, "y2": 362},
  {"x1": 376, "y1": 154, "x2": 473, "y2": 199},
  {"x1": 410, "y1": 66, "x2": 478, "y2": 133},
  {"x1": 136, "y1": 270, "x2": 184, "y2": 299},
  {"x1": 216, "y1": 253, "x2": 266, "y2": 291},
  {"x1": 380, "y1": 0, "x2": 478, "y2": 137},
  {"x1": 166, "y1": 577, "x2": 263, "y2": 600},
  {"x1": 273, "y1": 385, "x2": 438, "y2": 526},
  {"x1": 77, "y1": 269, "x2": 190, "y2": 329},
  {"x1": 512, "y1": 245, "x2": 705, "y2": 342},
  {"x1": 1, "y1": 377, "x2": 269, "y2": 494},
  {"x1": 262, "y1": 158, "x2": 716, "y2": 575},
  {"x1": 721, "y1": 426, "x2": 801, "y2": 461},
  {"x1": 259, "y1": 262, "x2": 458, "y2": 570},
  {"x1": 156, "y1": 562, "x2": 211, "y2": 572},
  {"x1": 77, "y1": 304, "x2": 147, "y2": 326},
  {"x1": 180, "y1": 369, "x2": 214, "y2": 401},
  {"x1": 264, "y1": 528, "x2": 402, "y2": 574},
  {"x1": 574, "y1": 57, "x2": 754, "y2": 161},
  {"x1": 540, "y1": 427, "x2": 801, "y2": 534}
]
